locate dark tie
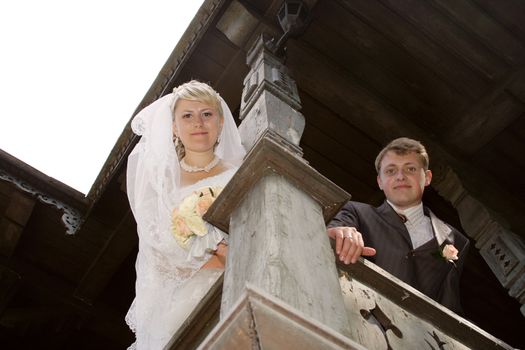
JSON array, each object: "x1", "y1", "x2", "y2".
[{"x1": 397, "y1": 213, "x2": 407, "y2": 223}]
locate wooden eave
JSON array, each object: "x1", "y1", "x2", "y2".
[{"x1": 85, "y1": 0, "x2": 229, "y2": 209}]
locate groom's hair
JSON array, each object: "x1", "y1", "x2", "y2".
[{"x1": 375, "y1": 137, "x2": 429, "y2": 173}]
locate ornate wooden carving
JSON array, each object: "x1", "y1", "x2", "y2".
[{"x1": 432, "y1": 165, "x2": 525, "y2": 316}]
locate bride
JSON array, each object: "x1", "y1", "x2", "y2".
[{"x1": 125, "y1": 80, "x2": 245, "y2": 349}]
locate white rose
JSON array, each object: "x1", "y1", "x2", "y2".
[{"x1": 442, "y1": 244, "x2": 459, "y2": 262}]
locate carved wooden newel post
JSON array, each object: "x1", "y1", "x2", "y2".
[
  {"x1": 201, "y1": 34, "x2": 363, "y2": 349},
  {"x1": 223, "y1": 34, "x2": 349, "y2": 326}
]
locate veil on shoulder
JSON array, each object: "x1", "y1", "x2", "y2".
[
  {"x1": 126, "y1": 92, "x2": 245, "y2": 243},
  {"x1": 124, "y1": 91, "x2": 246, "y2": 349}
]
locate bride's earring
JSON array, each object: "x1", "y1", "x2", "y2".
[{"x1": 216, "y1": 127, "x2": 223, "y2": 145}]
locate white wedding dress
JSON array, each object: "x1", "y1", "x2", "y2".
[
  {"x1": 126, "y1": 168, "x2": 237, "y2": 350},
  {"x1": 125, "y1": 87, "x2": 245, "y2": 350}
]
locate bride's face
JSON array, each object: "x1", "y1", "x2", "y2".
[{"x1": 173, "y1": 99, "x2": 223, "y2": 155}]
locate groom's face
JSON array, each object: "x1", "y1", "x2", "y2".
[{"x1": 376, "y1": 151, "x2": 432, "y2": 210}]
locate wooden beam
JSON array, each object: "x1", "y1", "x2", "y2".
[
  {"x1": 335, "y1": 0, "x2": 489, "y2": 99},
  {"x1": 1, "y1": 256, "x2": 131, "y2": 344},
  {"x1": 301, "y1": 125, "x2": 375, "y2": 190},
  {"x1": 507, "y1": 68, "x2": 525, "y2": 103},
  {"x1": 378, "y1": 0, "x2": 508, "y2": 81},
  {"x1": 0, "y1": 306, "x2": 74, "y2": 332},
  {"x1": 472, "y1": 0, "x2": 525, "y2": 41},
  {"x1": 313, "y1": 0, "x2": 469, "y2": 120},
  {"x1": 0, "y1": 266, "x2": 20, "y2": 314},
  {"x1": 0, "y1": 191, "x2": 35, "y2": 257},
  {"x1": 300, "y1": 91, "x2": 380, "y2": 164},
  {"x1": 287, "y1": 39, "x2": 430, "y2": 145},
  {"x1": 431, "y1": 0, "x2": 525, "y2": 66},
  {"x1": 4, "y1": 256, "x2": 84, "y2": 310},
  {"x1": 74, "y1": 210, "x2": 137, "y2": 305},
  {"x1": 445, "y1": 70, "x2": 525, "y2": 155}
]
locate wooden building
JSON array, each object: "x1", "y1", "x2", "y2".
[{"x1": 1, "y1": 0, "x2": 524, "y2": 348}]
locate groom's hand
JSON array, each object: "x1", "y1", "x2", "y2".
[{"x1": 327, "y1": 227, "x2": 376, "y2": 264}]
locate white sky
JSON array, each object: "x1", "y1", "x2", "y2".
[{"x1": 0, "y1": 0, "x2": 204, "y2": 195}]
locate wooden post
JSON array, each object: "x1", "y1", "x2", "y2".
[
  {"x1": 238, "y1": 32, "x2": 305, "y2": 155},
  {"x1": 205, "y1": 33, "x2": 352, "y2": 337}
]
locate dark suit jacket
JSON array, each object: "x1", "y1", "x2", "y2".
[{"x1": 329, "y1": 200, "x2": 469, "y2": 314}]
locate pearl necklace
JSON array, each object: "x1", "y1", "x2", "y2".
[{"x1": 180, "y1": 156, "x2": 220, "y2": 173}]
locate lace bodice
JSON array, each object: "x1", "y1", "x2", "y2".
[
  {"x1": 126, "y1": 167, "x2": 237, "y2": 350},
  {"x1": 177, "y1": 167, "x2": 236, "y2": 203}
]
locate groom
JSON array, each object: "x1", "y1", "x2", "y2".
[{"x1": 328, "y1": 137, "x2": 469, "y2": 313}]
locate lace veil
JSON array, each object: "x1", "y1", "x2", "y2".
[
  {"x1": 127, "y1": 90, "x2": 245, "y2": 249},
  {"x1": 125, "y1": 90, "x2": 245, "y2": 347}
]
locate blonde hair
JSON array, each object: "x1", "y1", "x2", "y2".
[
  {"x1": 375, "y1": 137, "x2": 429, "y2": 173},
  {"x1": 172, "y1": 80, "x2": 223, "y2": 117},
  {"x1": 171, "y1": 80, "x2": 223, "y2": 159}
]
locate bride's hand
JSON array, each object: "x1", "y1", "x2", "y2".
[{"x1": 201, "y1": 242, "x2": 228, "y2": 269}]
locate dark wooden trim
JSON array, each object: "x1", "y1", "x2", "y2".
[
  {"x1": 0, "y1": 149, "x2": 87, "y2": 211},
  {"x1": 204, "y1": 132, "x2": 351, "y2": 233}
]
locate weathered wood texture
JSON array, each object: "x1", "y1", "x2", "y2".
[
  {"x1": 220, "y1": 171, "x2": 349, "y2": 335},
  {"x1": 239, "y1": 90, "x2": 305, "y2": 151},
  {"x1": 214, "y1": 24, "x2": 357, "y2": 344},
  {"x1": 199, "y1": 286, "x2": 365, "y2": 350},
  {"x1": 337, "y1": 259, "x2": 515, "y2": 350}
]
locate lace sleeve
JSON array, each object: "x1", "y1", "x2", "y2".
[{"x1": 125, "y1": 89, "x2": 245, "y2": 349}]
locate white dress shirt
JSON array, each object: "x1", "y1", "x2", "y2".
[{"x1": 387, "y1": 201, "x2": 434, "y2": 249}]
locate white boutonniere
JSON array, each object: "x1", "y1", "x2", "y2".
[
  {"x1": 433, "y1": 243, "x2": 459, "y2": 268},
  {"x1": 441, "y1": 244, "x2": 459, "y2": 263}
]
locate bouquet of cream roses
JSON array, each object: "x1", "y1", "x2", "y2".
[{"x1": 171, "y1": 186, "x2": 222, "y2": 248}]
